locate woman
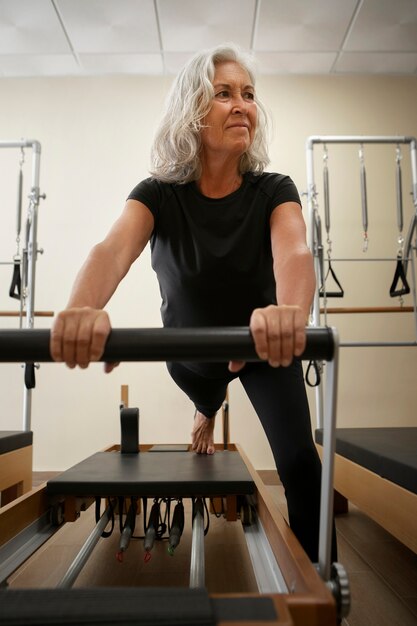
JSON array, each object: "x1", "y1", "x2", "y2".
[{"x1": 51, "y1": 44, "x2": 333, "y2": 563}]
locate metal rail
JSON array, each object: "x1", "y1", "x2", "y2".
[
  {"x1": 189, "y1": 499, "x2": 205, "y2": 588},
  {"x1": 57, "y1": 503, "x2": 113, "y2": 589}
]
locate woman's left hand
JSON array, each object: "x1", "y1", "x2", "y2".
[{"x1": 228, "y1": 304, "x2": 307, "y2": 373}]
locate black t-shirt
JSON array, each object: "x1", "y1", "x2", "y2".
[{"x1": 128, "y1": 172, "x2": 301, "y2": 330}]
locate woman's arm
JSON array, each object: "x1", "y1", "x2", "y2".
[
  {"x1": 229, "y1": 201, "x2": 315, "y2": 372},
  {"x1": 50, "y1": 200, "x2": 154, "y2": 369}
]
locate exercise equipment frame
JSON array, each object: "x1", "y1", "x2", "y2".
[
  {"x1": 0, "y1": 326, "x2": 348, "y2": 625},
  {"x1": 306, "y1": 135, "x2": 417, "y2": 428},
  {"x1": 0, "y1": 139, "x2": 45, "y2": 431}
]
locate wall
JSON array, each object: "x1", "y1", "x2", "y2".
[{"x1": 0, "y1": 73, "x2": 416, "y2": 471}]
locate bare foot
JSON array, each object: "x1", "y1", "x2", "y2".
[{"x1": 191, "y1": 411, "x2": 215, "y2": 455}]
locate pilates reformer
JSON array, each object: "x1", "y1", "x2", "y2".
[
  {"x1": 305, "y1": 135, "x2": 417, "y2": 554},
  {"x1": 0, "y1": 327, "x2": 349, "y2": 625}
]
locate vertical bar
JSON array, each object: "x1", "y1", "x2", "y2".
[
  {"x1": 408, "y1": 140, "x2": 417, "y2": 342},
  {"x1": 306, "y1": 139, "x2": 321, "y2": 327},
  {"x1": 408, "y1": 139, "x2": 417, "y2": 204},
  {"x1": 189, "y1": 498, "x2": 205, "y2": 588},
  {"x1": 23, "y1": 141, "x2": 42, "y2": 431},
  {"x1": 306, "y1": 138, "x2": 325, "y2": 429},
  {"x1": 318, "y1": 328, "x2": 339, "y2": 581}
]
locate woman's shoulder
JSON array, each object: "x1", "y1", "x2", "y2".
[
  {"x1": 246, "y1": 171, "x2": 301, "y2": 206},
  {"x1": 246, "y1": 171, "x2": 295, "y2": 189}
]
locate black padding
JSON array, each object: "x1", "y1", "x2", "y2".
[
  {"x1": 0, "y1": 588, "x2": 215, "y2": 625},
  {"x1": 315, "y1": 427, "x2": 417, "y2": 494},
  {"x1": 0, "y1": 326, "x2": 335, "y2": 363},
  {"x1": 46, "y1": 450, "x2": 255, "y2": 498},
  {"x1": 0, "y1": 431, "x2": 32, "y2": 454},
  {"x1": 212, "y1": 597, "x2": 277, "y2": 621},
  {"x1": 120, "y1": 408, "x2": 139, "y2": 454}
]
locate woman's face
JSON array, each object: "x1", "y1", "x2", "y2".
[{"x1": 200, "y1": 61, "x2": 257, "y2": 162}]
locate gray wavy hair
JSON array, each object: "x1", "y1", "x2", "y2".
[{"x1": 150, "y1": 43, "x2": 270, "y2": 183}]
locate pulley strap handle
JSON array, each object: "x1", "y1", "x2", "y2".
[
  {"x1": 306, "y1": 360, "x2": 321, "y2": 387},
  {"x1": 389, "y1": 256, "x2": 410, "y2": 297},
  {"x1": 319, "y1": 261, "x2": 344, "y2": 298},
  {"x1": 9, "y1": 261, "x2": 21, "y2": 300},
  {"x1": 24, "y1": 363, "x2": 36, "y2": 389}
]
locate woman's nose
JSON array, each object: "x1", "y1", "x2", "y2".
[{"x1": 231, "y1": 93, "x2": 247, "y2": 113}]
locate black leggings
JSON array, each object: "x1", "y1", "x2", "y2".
[{"x1": 167, "y1": 360, "x2": 337, "y2": 563}]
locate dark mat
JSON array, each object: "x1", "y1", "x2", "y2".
[
  {"x1": 47, "y1": 450, "x2": 255, "y2": 498},
  {"x1": 315, "y1": 427, "x2": 417, "y2": 494}
]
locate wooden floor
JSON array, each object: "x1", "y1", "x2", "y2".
[{"x1": 8, "y1": 472, "x2": 417, "y2": 625}]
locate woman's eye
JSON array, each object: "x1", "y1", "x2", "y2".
[
  {"x1": 244, "y1": 92, "x2": 255, "y2": 100},
  {"x1": 215, "y1": 90, "x2": 230, "y2": 99}
]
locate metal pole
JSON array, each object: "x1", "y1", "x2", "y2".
[
  {"x1": 189, "y1": 498, "x2": 205, "y2": 588},
  {"x1": 24, "y1": 141, "x2": 42, "y2": 431},
  {"x1": 305, "y1": 137, "x2": 325, "y2": 429},
  {"x1": 318, "y1": 328, "x2": 339, "y2": 581},
  {"x1": 307, "y1": 135, "x2": 415, "y2": 146},
  {"x1": 57, "y1": 503, "x2": 113, "y2": 589}
]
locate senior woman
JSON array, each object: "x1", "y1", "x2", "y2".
[{"x1": 51, "y1": 44, "x2": 335, "y2": 563}]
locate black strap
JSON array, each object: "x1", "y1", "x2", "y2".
[
  {"x1": 120, "y1": 407, "x2": 139, "y2": 453},
  {"x1": 306, "y1": 360, "x2": 321, "y2": 387},
  {"x1": 9, "y1": 260, "x2": 21, "y2": 300},
  {"x1": 389, "y1": 255, "x2": 410, "y2": 297},
  {"x1": 319, "y1": 260, "x2": 344, "y2": 298},
  {"x1": 24, "y1": 363, "x2": 36, "y2": 389}
]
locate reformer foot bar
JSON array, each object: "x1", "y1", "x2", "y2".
[{"x1": 0, "y1": 326, "x2": 349, "y2": 625}]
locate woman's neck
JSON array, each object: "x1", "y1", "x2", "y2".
[{"x1": 197, "y1": 160, "x2": 242, "y2": 198}]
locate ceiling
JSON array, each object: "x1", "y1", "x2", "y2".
[{"x1": 0, "y1": 0, "x2": 417, "y2": 78}]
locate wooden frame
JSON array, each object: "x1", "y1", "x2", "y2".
[
  {"x1": 317, "y1": 445, "x2": 417, "y2": 554},
  {"x1": 0, "y1": 442, "x2": 338, "y2": 626},
  {"x1": 0, "y1": 444, "x2": 32, "y2": 507}
]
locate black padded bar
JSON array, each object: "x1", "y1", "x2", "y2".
[
  {"x1": 0, "y1": 326, "x2": 335, "y2": 363},
  {"x1": 0, "y1": 588, "x2": 215, "y2": 625}
]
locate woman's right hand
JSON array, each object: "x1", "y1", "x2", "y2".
[{"x1": 50, "y1": 307, "x2": 117, "y2": 372}]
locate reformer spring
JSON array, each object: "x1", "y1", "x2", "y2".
[
  {"x1": 318, "y1": 145, "x2": 344, "y2": 299},
  {"x1": 359, "y1": 144, "x2": 369, "y2": 252}
]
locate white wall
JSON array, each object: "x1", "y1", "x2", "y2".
[{"x1": 0, "y1": 74, "x2": 416, "y2": 471}]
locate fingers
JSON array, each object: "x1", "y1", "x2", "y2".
[
  {"x1": 250, "y1": 305, "x2": 306, "y2": 368},
  {"x1": 228, "y1": 360, "x2": 245, "y2": 373},
  {"x1": 50, "y1": 308, "x2": 111, "y2": 370}
]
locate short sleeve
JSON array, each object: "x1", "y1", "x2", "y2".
[
  {"x1": 270, "y1": 174, "x2": 301, "y2": 210},
  {"x1": 127, "y1": 177, "x2": 162, "y2": 221}
]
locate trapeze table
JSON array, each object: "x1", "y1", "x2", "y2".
[{"x1": 0, "y1": 327, "x2": 349, "y2": 626}]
